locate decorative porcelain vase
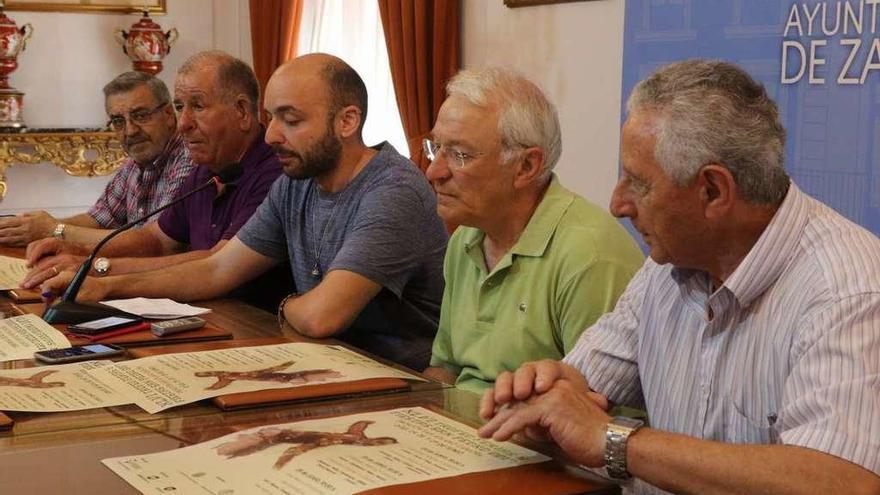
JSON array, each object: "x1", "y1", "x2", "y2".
[
  {"x1": 0, "y1": 6, "x2": 32, "y2": 129},
  {"x1": 114, "y1": 11, "x2": 178, "y2": 75}
]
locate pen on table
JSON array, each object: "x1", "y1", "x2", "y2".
[{"x1": 41, "y1": 290, "x2": 56, "y2": 304}]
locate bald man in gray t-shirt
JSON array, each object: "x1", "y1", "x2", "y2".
[{"x1": 238, "y1": 143, "x2": 447, "y2": 370}]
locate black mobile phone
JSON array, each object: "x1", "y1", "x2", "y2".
[
  {"x1": 67, "y1": 316, "x2": 143, "y2": 335},
  {"x1": 34, "y1": 344, "x2": 126, "y2": 364}
]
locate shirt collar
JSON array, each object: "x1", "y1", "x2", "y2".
[
  {"x1": 724, "y1": 183, "x2": 809, "y2": 307},
  {"x1": 462, "y1": 173, "x2": 574, "y2": 263},
  {"x1": 511, "y1": 174, "x2": 574, "y2": 257},
  {"x1": 671, "y1": 183, "x2": 810, "y2": 307}
]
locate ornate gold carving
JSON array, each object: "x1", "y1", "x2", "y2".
[
  {"x1": 4, "y1": 1, "x2": 166, "y2": 15},
  {"x1": 0, "y1": 130, "x2": 126, "y2": 199}
]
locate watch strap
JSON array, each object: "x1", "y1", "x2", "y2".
[{"x1": 604, "y1": 416, "x2": 644, "y2": 480}]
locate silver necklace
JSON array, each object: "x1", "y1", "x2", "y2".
[{"x1": 310, "y1": 183, "x2": 341, "y2": 278}]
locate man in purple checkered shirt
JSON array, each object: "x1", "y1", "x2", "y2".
[{"x1": 0, "y1": 71, "x2": 194, "y2": 247}]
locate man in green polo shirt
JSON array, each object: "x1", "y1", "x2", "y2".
[{"x1": 422, "y1": 67, "x2": 643, "y2": 393}]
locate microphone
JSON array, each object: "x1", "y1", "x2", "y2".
[{"x1": 42, "y1": 166, "x2": 242, "y2": 324}]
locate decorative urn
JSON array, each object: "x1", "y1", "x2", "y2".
[
  {"x1": 0, "y1": 3, "x2": 32, "y2": 129},
  {"x1": 114, "y1": 10, "x2": 178, "y2": 75}
]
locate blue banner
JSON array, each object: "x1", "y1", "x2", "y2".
[{"x1": 622, "y1": 0, "x2": 880, "y2": 236}]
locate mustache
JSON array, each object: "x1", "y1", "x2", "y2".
[
  {"x1": 124, "y1": 134, "x2": 150, "y2": 147},
  {"x1": 271, "y1": 144, "x2": 301, "y2": 160}
]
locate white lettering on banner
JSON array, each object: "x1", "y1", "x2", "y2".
[{"x1": 781, "y1": 1, "x2": 880, "y2": 85}]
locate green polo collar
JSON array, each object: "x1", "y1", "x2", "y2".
[
  {"x1": 511, "y1": 175, "x2": 573, "y2": 257},
  {"x1": 462, "y1": 174, "x2": 573, "y2": 271}
]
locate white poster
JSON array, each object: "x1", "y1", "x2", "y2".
[
  {"x1": 0, "y1": 255, "x2": 27, "y2": 290},
  {"x1": 0, "y1": 314, "x2": 71, "y2": 362},
  {"x1": 0, "y1": 360, "x2": 131, "y2": 411},
  {"x1": 92, "y1": 343, "x2": 424, "y2": 413},
  {"x1": 104, "y1": 407, "x2": 549, "y2": 494}
]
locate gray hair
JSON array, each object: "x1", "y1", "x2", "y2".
[
  {"x1": 103, "y1": 71, "x2": 171, "y2": 111},
  {"x1": 179, "y1": 51, "x2": 260, "y2": 117},
  {"x1": 446, "y1": 67, "x2": 562, "y2": 180},
  {"x1": 627, "y1": 59, "x2": 789, "y2": 204}
]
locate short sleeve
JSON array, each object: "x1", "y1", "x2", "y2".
[
  {"x1": 237, "y1": 178, "x2": 289, "y2": 261},
  {"x1": 555, "y1": 255, "x2": 641, "y2": 354},
  {"x1": 328, "y1": 183, "x2": 435, "y2": 298},
  {"x1": 88, "y1": 163, "x2": 134, "y2": 228},
  {"x1": 157, "y1": 173, "x2": 197, "y2": 244},
  {"x1": 778, "y1": 293, "x2": 880, "y2": 474},
  {"x1": 218, "y1": 169, "x2": 280, "y2": 242}
]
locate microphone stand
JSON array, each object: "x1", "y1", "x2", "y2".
[{"x1": 43, "y1": 173, "x2": 233, "y2": 324}]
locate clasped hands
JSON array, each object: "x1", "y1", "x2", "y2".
[{"x1": 478, "y1": 359, "x2": 613, "y2": 468}]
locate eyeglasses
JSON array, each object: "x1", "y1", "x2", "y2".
[
  {"x1": 107, "y1": 102, "x2": 168, "y2": 131},
  {"x1": 423, "y1": 138, "x2": 485, "y2": 169}
]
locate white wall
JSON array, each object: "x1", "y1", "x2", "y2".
[
  {"x1": 0, "y1": 0, "x2": 252, "y2": 216},
  {"x1": 462, "y1": 0, "x2": 625, "y2": 209}
]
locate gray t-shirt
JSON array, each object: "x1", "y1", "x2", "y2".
[{"x1": 237, "y1": 143, "x2": 448, "y2": 370}]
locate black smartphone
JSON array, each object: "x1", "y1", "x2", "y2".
[
  {"x1": 34, "y1": 344, "x2": 126, "y2": 364},
  {"x1": 67, "y1": 316, "x2": 143, "y2": 335}
]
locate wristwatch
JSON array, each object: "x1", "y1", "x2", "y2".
[
  {"x1": 604, "y1": 416, "x2": 644, "y2": 480},
  {"x1": 93, "y1": 257, "x2": 111, "y2": 276},
  {"x1": 52, "y1": 222, "x2": 66, "y2": 240}
]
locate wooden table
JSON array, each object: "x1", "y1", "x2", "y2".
[{"x1": 0, "y1": 249, "x2": 618, "y2": 494}]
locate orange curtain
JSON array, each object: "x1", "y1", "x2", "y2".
[
  {"x1": 378, "y1": 0, "x2": 460, "y2": 172},
  {"x1": 249, "y1": 0, "x2": 304, "y2": 121}
]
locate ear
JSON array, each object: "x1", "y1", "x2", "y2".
[
  {"x1": 234, "y1": 96, "x2": 254, "y2": 131},
  {"x1": 512, "y1": 147, "x2": 547, "y2": 189},
  {"x1": 697, "y1": 164, "x2": 736, "y2": 220},
  {"x1": 335, "y1": 105, "x2": 362, "y2": 139}
]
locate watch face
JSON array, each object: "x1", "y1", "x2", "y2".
[{"x1": 94, "y1": 258, "x2": 110, "y2": 273}]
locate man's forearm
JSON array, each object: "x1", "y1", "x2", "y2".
[
  {"x1": 97, "y1": 227, "x2": 169, "y2": 257},
  {"x1": 104, "y1": 257, "x2": 230, "y2": 302},
  {"x1": 60, "y1": 213, "x2": 101, "y2": 229},
  {"x1": 103, "y1": 250, "x2": 214, "y2": 276},
  {"x1": 627, "y1": 428, "x2": 880, "y2": 495},
  {"x1": 59, "y1": 225, "x2": 115, "y2": 245}
]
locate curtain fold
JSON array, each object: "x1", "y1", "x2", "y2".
[
  {"x1": 249, "y1": 0, "x2": 304, "y2": 120},
  {"x1": 378, "y1": 0, "x2": 460, "y2": 172}
]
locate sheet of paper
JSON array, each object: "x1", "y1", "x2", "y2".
[
  {"x1": 0, "y1": 360, "x2": 131, "y2": 411},
  {"x1": 0, "y1": 254, "x2": 28, "y2": 290},
  {"x1": 92, "y1": 343, "x2": 425, "y2": 413},
  {"x1": 0, "y1": 314, "x2": 71, "y2": 362},
  {"x1": 102, "y1": 297, "x2": 211, "y2": 319},
  {"x1": 104, "y1": 406, "x2": 549, "y2": 495}
]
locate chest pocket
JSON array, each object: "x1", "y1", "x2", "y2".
[{"x1": 722, "y1": 396, "x2": 779, "y2": 444}]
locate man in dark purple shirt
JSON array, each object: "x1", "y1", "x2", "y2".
[
  {"x1": 157, "y1": 128, "x2": 279, "y2": 251},
  {"x1": 23, "y1": 51, "x2": 284, "y2": 305}
]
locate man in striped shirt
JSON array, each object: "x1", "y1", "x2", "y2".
[
  {"x1": 0, "y1": 71, "x2": 194, "y2": 247},
  {"x1": 478, "y1": 60, "x2": 880, "y2": 494}
]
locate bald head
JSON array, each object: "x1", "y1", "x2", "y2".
[
  {"x1": 179, "y1": 50, "x2": 260, "y2": 117},
  {"x1": 271, "y1": 53, "x2": 368, "y2": 134}
]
